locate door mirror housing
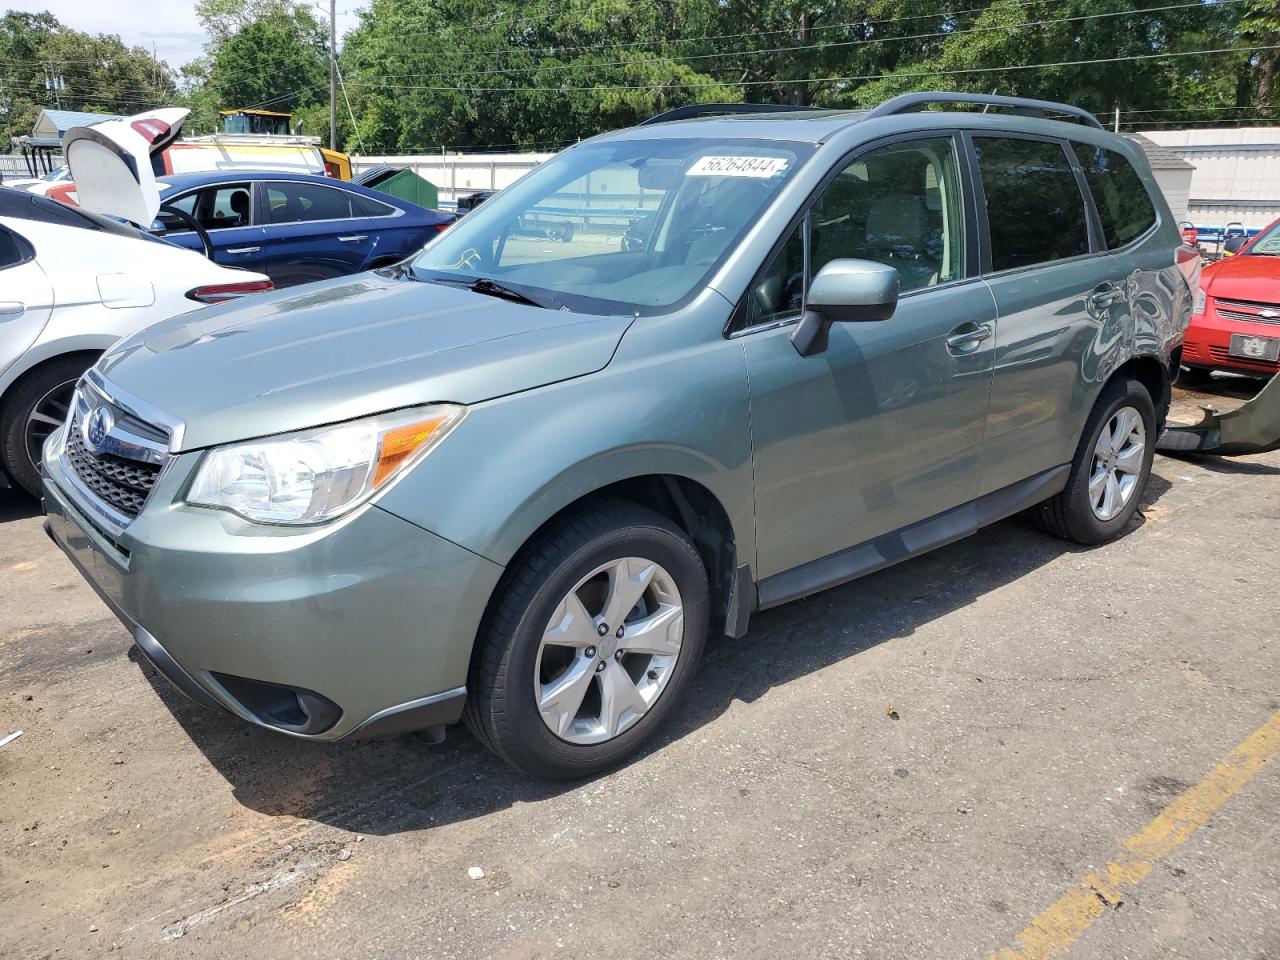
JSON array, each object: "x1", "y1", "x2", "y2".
[{"x1": 791, "y1": 259, "x2": 900, "y2": 357}]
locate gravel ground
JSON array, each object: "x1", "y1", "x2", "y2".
[{"x1": 0, "y1": 378, "x2": 1276, "y2": 960}]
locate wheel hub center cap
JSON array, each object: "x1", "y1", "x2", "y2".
[{"x1": 598, "y1": 635, "x2": 618, "y2": 660}]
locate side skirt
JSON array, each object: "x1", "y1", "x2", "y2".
[{"x1": 755, "y1": 464, "x2": 1070, "y2": 611}]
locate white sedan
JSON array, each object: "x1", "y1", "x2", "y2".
[{"x1": 0, "y1": 189, "x2": 272, "y2": 496}]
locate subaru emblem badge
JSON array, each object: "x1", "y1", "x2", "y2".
[{"x1": 83, "y1": 405, "x2": 115, "y2": 454}]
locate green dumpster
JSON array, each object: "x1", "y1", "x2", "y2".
[{"x1": 354, "y1": 165, "x2": 439, "y2": 209}]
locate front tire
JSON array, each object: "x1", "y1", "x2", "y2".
[
  {"x1": 1035, "y1": 378, "x2": 1156, "y2": 545},
  {"x1": 465, "y1": 500, "x2": 709, "y2": 780},
  {"x1": 0, "y1": 356, "x2": 93, "y2": 498}
]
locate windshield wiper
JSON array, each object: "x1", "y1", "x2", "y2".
[{"x1": 467, "y1": 277, "x2": 559, "y2": 310}]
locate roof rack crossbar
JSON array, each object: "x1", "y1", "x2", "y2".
[
  {"x1": 640, "y1": 103, "x2": 827, "y2": 126},
  {"x1": 865, "y1": 92, "x2": 1104, "y2": 130}
]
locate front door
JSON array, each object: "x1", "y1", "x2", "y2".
[
  {"x1": 742, "y1": 134, "x2": 997, "y2": 584},
  {"x1": 158, "y1": 181, "x2": 266, "y2": 275}
]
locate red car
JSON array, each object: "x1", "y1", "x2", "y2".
[{"x1": 1183, "y1": 218, "x2": 1280, "y2": 380}]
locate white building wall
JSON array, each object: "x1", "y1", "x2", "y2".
[
  {"x1": 1139, "y1": 128, "x2": 1280, "y2": 228},
  {"x1": 351, "y1": 152, "x2": 555, "y2": 204}
]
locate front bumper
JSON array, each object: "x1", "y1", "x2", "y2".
[
  {"x1": 42, "y1": 433, "x2": 504, "y2": 741},
  {"x1": 1183, "y1": 307, "x2": 1280, "y2": 376}
]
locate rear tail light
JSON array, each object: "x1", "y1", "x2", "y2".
[
  {"x1": 186, "y1": 278, "x2": 274, "y2": 304},
  {"x1": 432, "y1": 221, "x2": 453, "y2": 233},
  {"x1": 1175, "y1": 243, "x2": 1202, "y2": 308}
]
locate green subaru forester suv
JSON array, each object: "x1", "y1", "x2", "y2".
[{"x1": 43, "y1": 94, "x2": 1198, "y2": 779}]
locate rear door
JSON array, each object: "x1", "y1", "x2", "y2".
[
  {"x1": 257, "y1": 180, "x2": 375, "y2": 286},
  {"x1": 0, "y1": 224, "x2": 54, "y2": 380},
  {"x1": 969, "y1": 133, "x2": 1121, "y2": 495}
]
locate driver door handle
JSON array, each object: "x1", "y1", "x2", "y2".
[
  {"x1": 338, "y1": 235, "x2": 368, "y2": 242},
  {"x1": 946, "y1": 321, "x2": 993, "y2": 352},
  {"x1": 227, "y1": 246, "x2": 261, "y2": 254}
]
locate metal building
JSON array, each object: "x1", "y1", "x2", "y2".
[{"x1": 1138, "y1": 126, "x2": 1280, "y2": 229}]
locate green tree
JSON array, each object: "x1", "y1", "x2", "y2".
[{"x1": 0, "y1": 11, "x2": 177, "y2": 150}]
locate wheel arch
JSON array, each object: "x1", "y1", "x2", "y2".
[
  {"x1": 483, "y1": 472, "x2": 746, "y2": 642},
  {"x1": 1110, "y1": 353, "x2": 1171, "y2": 430}
]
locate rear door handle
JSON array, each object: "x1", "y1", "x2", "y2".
[
  {"x1": 946, "y1": 322, "x2": 993, "y2": 352},
  {"x1": 227, "y1": 246, "x2": 261, "y2": 254},
  {"x1": 0, "y1": 301, "x2": 24, "y2": 318},
  {"x1": 338, "y1": 235, "x2": 368, "y2": 242},
  {"x1": 1088, "y1": 282, "x2": 1123, "y2": 309}
]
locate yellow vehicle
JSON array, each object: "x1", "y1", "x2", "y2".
[{"x1": 210, "y1": 108, "x2": 352, "y2": 180}]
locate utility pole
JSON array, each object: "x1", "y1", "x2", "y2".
[{"x1": 329, "y1": 0, "x2": 337, "y2": 151}]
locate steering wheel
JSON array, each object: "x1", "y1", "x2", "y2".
[{"x1": 155, "y1": 203, "x2": 215, "y2": 261}]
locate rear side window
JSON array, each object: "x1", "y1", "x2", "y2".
[
  {"x1": 0, "y1": 225, "x2": 34, "y2": 269},
  {"x1": 1072, "y1": 144, "x2": 1158, "y2": 249},
  {"x1": 973, "y1": 137, "x2": 1090, "y2": 271},
  {"x1": 349, "y1": 193, "x2": 398, "y2": 218},
  {"x1": 266, "y1": 182, "x2": 356, "y2": 224}
]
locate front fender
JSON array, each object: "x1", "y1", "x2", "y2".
[{"x1": 376, "y1": 327, "x2": 755, "y2": 570}]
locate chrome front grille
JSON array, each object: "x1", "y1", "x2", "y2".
[
  {"x1": 64, "y1": 412, "x2": 161, "y2": 518},
  {"x1": 1215, "y1": 298, "x2": 1280, "y2": 326},
  {"x1": 59, "y1": 376, "x2": 173, "y2": 530}
]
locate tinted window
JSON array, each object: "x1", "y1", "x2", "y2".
[
  {"x1": 0, "y1": 226, "x2": 34, "y2": 269},
  {"x1": 811, "y1": 136, "x2": 965, "y2": 293},
  {"x1": 266, "y1": 183, "x2": 355, "y2": 224},
  {"x1": 974, "y1": 137, "x2": 1089, "y2": 271},
  {"x1": 349, "y1": 192, "x2": 398, "y2": 218},
  {"x1": 1072, "y1": 144, "x2": 1157, "y2": 249}
]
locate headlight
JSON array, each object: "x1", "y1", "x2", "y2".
[
  {"x1": 1193, "y1": 288, "x2": 1207, "y2": 315},
  {"x1": 186, "y1": 405, "x2": 465, "y2": 524}
]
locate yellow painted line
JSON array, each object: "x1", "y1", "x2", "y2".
[{"x1": 988, "y1": 710, "x2": 1280, "y2": 960}]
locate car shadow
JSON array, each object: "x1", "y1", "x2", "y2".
[
  {"x1": 0, "y1": 490, "x2": 40, "y2": 523},
  {"x1": 134, "y1": 474, "x2": 1174, "y2": 837}
]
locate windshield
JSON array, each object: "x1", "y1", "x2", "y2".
[
  {"x1": 412, "y1": 137, "x2": 813, "y2": 315},
  {"x1": 1246, "y1": 221, "x2": 1280, "y2": 255}
]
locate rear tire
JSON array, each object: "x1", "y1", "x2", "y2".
[
  {"x1": 465, "y1": 499, "x2": 709, "y2": 780},
  {"x1": 1035, "y1": 378, "x2": 1156, "y2": 545},
  {"x1": 0, "y1": 355, "x2": 93, "y2": 498}
]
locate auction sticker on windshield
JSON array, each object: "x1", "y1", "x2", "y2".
[{"x1": 686, "y1": 155, "x2": 789, "y2": 178}]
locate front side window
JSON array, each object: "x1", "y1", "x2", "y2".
[
  {"x1": 412, "y1": 137, "x2": 813, "y2": 315},
  {"x1": 160, "y1": 184, "x2": 252, "y2": 233},
  {"x1": 811, "y1": 136, "x2": 965, "y2": 293},
  {"x1": 745, "y1": 135, "x2": 965, "y2": 328},
  {"x1": 266, "y1": 182, "x2": 357, "y2": 224},
  {"x1": 974, "y1": 137, "x2": 1089, "y2": 271},
  {"x1": 1072, "y1": 144, "x2": 1157, "y2": 249}
]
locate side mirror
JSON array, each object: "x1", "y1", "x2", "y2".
[{"x1": 791, "y1": 259, "x2": 900, "y2": 357}]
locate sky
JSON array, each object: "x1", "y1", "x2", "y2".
[{"x1": 8, "y1": 0, "x2": 363, "y2": 69}]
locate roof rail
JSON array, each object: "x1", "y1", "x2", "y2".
[
  {"x1": 640, "y1": 102, "x2": 827, "y2": 126},
  {"x1": 865, "y1": 92, "x2": 1104, "y2": 130}
]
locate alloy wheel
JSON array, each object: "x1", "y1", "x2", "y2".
[
  {"x1": 534, "y1": 557, "x2": 684, "y2": 746},
  {"x1": 1088, "y1": 405, "x2": 1146, "y2": 522},
  {"x1": 23, "y1": 379, "x2": 76, "y2": 477}
]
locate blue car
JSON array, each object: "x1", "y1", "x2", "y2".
[{"x1": 152, "y1": 171, "x2": 455, "y2": 287}]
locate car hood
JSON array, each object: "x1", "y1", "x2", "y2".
[
  {"x1": 96, "y1": 273, "x2": 634, "y2": 451},
  {"x1": 1201, "y1": 253, "x2": 1280, "y2": 303}
]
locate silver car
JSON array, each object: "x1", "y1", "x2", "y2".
[{"x1": 42, "y1": 94, "x2": 1196, "y2": 778}]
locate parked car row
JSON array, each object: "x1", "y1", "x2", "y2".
[
  {"x1": 0, "y1": 109, "x2": 456, "y2": 492},
  {"x1": 35, "y1": 93, "x2": 1206, "y2": 781}
]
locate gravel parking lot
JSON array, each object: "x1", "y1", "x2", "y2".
[{"x1": 1, "y1": 381, "x2": 1277, "y2": 960}]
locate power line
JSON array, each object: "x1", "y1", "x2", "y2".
[
  {"x1": 339, "y1": 44, "x2": 1280, "y2": 95},
  {"x1": 340, "y1": 0, "x2": 1240, "y2": 85}
]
